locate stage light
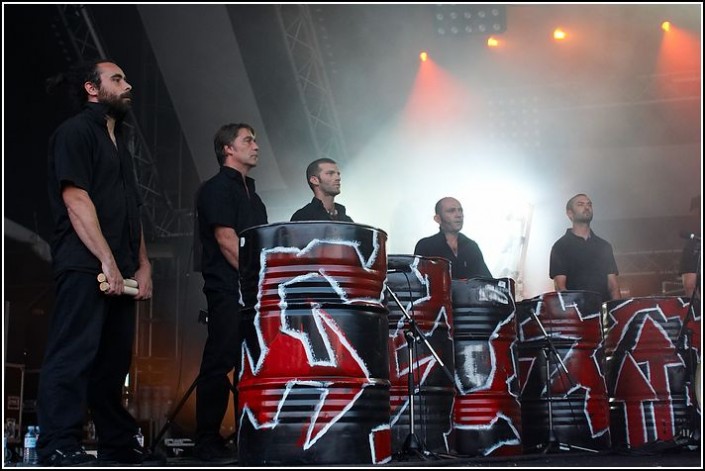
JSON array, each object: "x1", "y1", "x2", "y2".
[
  {"x1": 434, "y1": 5, "x2": 506, "y2": 37},
  {"x1": 661, "y1": 21, "x2": 671, "y2": 32},
  {"x1": 419, "y1": 51, "x2": 428, "y2": 62},
  {"x1": 487, "y1": 37, "x2": 499, "y2": 48},
  {"x1": 553, "y1": 28, "x2": 567, "y2": 41}
]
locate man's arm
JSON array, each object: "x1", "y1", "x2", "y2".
[
  {"x1": 553, "y1": 274, "x2": 567, "y2": 292},
  {"x1": 133, "y1": 229, "x2": 152, "y2": 300},
  {"x1": 682, "y1": 273, "x2": 697, "y2": 297},
  {"x1": 62, "y1": 185, "x2": 124, "y2": 295},
  {"x1": 607, "y1": 273, "x2": 620, "y2": 300},
  {"x1": 214, "y1": 225, "x2": 240, "y2": 270}
]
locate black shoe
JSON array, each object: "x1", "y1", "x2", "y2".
[
  {"x1": 41, "y1": 447, "x2": 97, "y2": 467},
  {"x1": 98, "y1": 446, "x2": 167, "y2": 466},
  {"x1": 193, "y1": 439, "x2": 236, "y2": 463}
]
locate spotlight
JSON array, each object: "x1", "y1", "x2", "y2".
[
  {"x1": 434, "y1": 5, "x2": 506, "y2": 37},
  {"x1": 419, "y1": 51, "x2": 428, "y2": 62},
  {"x1": 553, "y1": 28, "x2": 567, "y2": 41},
  {"x1": 487, "y1": 37, "x2": 499, "y2": 48},
  {"x1": 661, "y1": 21, "x2": 671, "y2": 32}
]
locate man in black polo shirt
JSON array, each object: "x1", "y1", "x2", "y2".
[
  {"x1": 194, "y1": 123, "x2": 268, "y2": 461},
  {"x1": 38, "y1": 60, "x2": 157, "y2": 466},
  {"x1": 414, "y1": 197, "x2": 492, "y2": 279},
  {"x1": 679, "y1": 235, "x2": 700, "y2": 297},
  {"x1": 290, "y1": 158, "x2": 354, "y2": 222},
  {"x1": 549, "y1": 193, "x2": 620, "y2": 302}
]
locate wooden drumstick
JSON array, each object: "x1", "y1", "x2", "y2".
[
  {"x1": 99, "y1": 281, "x2": 139, "y2": 297},
  {"x1": 97, "y1": 273, "x2": 139, "y2": 288}
]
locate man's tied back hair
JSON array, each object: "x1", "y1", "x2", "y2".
[{"x1": 45, "y1": 58, "x2": 112, "y2": 112}]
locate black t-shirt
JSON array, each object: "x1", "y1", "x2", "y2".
[
  {"x1": 290, "y1": 197, "x2": 353, "y2": 222},
  {"x1": 197, "y1": 166, "x2": 268, "y2": 293},
  {"x1": 414, "y1": 231, "x2": 492, "y2": 279},
  {"x1": 679, "y1": 237, "x2": 700, "y2": 275},
  {"x1": 48, "y1": 102, "x2": 142, "y2": 277},
  {"x1": 549, "y1": 229, "x2": 618, "y2": 302}
]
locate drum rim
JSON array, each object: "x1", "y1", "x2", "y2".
[{"x1": 241, "y1": 220, "x2": 388, "y2": 236}]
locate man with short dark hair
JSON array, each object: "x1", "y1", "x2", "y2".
[
  {"x1": 549, "y1": 193, "x2": 620, "y2": 302},
  {"x1": 194, "y1": 123, "x2": 268, "y2": 462},
  {"x1": 290, "y1": 158, "x2": 353, "y2": 222}
]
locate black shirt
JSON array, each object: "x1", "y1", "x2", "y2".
[
  {"x1": 549, "y1": 229, "x2": 618, "y2": 302},
  {"x1": 414, "y1": 231, "x2": 492, "y2": 279},
  {"x1": 48, "y1": 102, "x2": 142, "y2": 277},
  {"x1": 679, "y1": 237, "x2": 700, "y2": 275},
  {"x1": 290, "y1": 197, "x2": 353, "y2": 222},
  {"x1": 197, "y1": 166, "x2": 268, "y2": 293}
]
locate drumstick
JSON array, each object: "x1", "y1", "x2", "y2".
[
  {"x1": 99, "y1": 281, "x2": 139, "y2": 297},
  {"x1": 97, "y1": 273, "x2": 139, "y2": 288}
]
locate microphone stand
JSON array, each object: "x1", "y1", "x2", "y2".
[
  {"x1": 675, "y1": 241, "x2": 701, "y2": 446},
  {"x1": 527, "y1": 308, "x2": 598, "y2": 454},
  {"x1": 385, "y1": 284, "x2": 459, "y2": 461}
]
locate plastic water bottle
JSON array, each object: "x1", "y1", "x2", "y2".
[
  {"x1": 3, "y1": 431, "x2": 9, "y2": 465},
  {"x1": 23, "y1": 425, "x2": 38, "y2": 465}
]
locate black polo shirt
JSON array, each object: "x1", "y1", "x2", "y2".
[
  {"x1": 679, "y1": 237, "x2": 700, "y2": 274},
  {"x1": 290, "y1": 197, "x2": 353, "y2": 222},
  {"x1": 48, "y1": 102, "x2": 142, "y2": 277},
  {"x1": 414, "y1": 231, "x2": 492, "y2": 279},
  {"x1": 197, "y1": 166, "x2": 268, "y2": 293},
  {"x1": 549, "y1": 229, "x2": 619, "y2": 302}
]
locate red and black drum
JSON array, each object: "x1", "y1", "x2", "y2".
[
  {"x1": 516, "y1": 291, "x2": 610, "y2": 452},
  {"x1": 385, "y1": 255, "x2": 455, "y2": 455},
  {"x1": 452, "y1": 277, "x2": 522, "y2": 456},
  {"x1": 237, "y1": 222, "x2": 391, "y2": 465},
  {"x1": 604, "y1": 296, "x2": 701, "y2": 449}
]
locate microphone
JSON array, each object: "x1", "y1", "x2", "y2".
[{"x1": 679, "y1": 231, "x2": 701, "y2": 241}]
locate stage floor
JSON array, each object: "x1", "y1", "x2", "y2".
[{"x1": 135, "y1": 447, "x2": 702, "y2": 468}]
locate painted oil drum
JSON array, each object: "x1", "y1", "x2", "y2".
[
  {"x1": 517, "y1": 290, "x2": 611, "y2": 452},
  {"x1": 604, "y1": 296, "x2": 700, "y2": 449},
  {"x1": 238, "y1": 222, "x2": 391, "y2": 465},
  {"x1": 386, "y1": 254, "x2": 455, "y2": 455},
  {"x1": 452, "y1": 277, "x2": 522, "y2": 456}
]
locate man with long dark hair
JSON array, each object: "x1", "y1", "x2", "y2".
[{"x1": 38, "y1": 59, "x2": 159, "y2": 466}]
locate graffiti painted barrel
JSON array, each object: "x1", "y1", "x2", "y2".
[
  {"x1": 386, "y1": 255, "x2": 455, "y2": 455},
  {"x1": 516, "y1": 291, "x2": 610, "y2": 452},
  {"x1": 451, "y1": 277, "x2": 522, "y2": 456},
  {"x1": 238, "y1": 222, "x2": 391, "y2": 465},
  {"x1": 604, "y1": 296, "x2": 701, "y2": 449}
]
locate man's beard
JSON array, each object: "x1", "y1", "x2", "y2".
[
  {"x1": 99, "y1": 89, "x2": 132, "y2": 119},
  {"x1": 574, "y1": 212, "x2": 593, "y2": 223}
]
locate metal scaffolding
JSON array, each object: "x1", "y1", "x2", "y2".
[
  {"x1": 614, "y1": 249, "x2": 682, "y2": 276},
  {"x1": 53, "y1": 4, "x2": 189, "y2": 238},
  {"x1": 275, "y1": 4, "x2": 348, "y2": 163}
]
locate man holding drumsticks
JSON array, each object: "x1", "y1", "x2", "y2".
[{"x1": 37, "y1": 59, "x2": 157, "y2": 466}]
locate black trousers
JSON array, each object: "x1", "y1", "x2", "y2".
[
  {"x1": 196, "y1": 289, "x2": 240, "y2": 443},
  {"x1": 37, "y1": 271, "x2": 138, "y2": 460}
]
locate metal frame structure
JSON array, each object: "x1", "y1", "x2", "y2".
[
  {"x1": 275, "y1": 4, "x2": 348, "y2": 164},
  {"x1": 54, "y1": 4, "x2": 189, "y2": 238}
]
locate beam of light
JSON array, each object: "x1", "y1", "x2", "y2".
[
  {"x1": 657, "y1": 24, "x2": 700, "y2": 73},
  {"x1": 419, "y1": 51, "x2": 428, "y2": 62},
  {"x1": 553, "y1": 28, "x2": 567, "y2": 41},
  {"x1": 400, "y1": 57, "x2": 484, "y2": 138}
]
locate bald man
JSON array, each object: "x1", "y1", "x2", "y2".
[{"x1": 414, "y1": 197, "x2": 492, "y2": 279}]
